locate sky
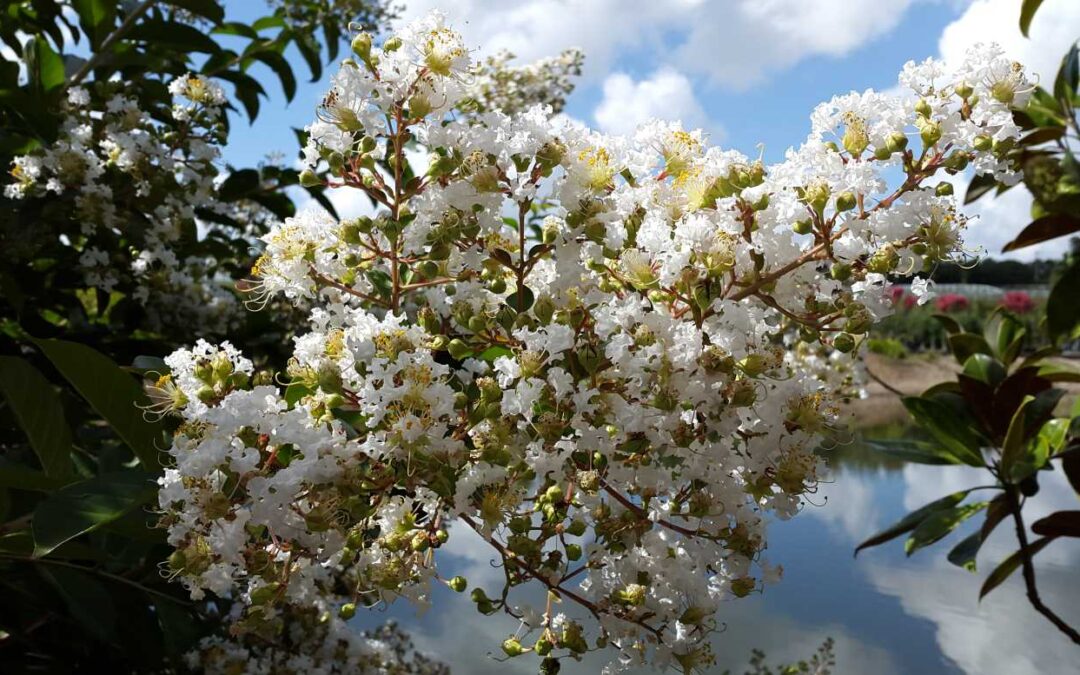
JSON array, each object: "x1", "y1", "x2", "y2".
[{"x1": 221, "y1": 0, "x2": 1080, "y2": 261}]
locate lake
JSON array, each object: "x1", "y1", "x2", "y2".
[{"x1": 356, "y1": 431, "x2": 1080, "y2": 674}]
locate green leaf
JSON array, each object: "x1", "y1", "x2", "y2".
[
  {"x1": 285, "y1": 382, "x2": 313, "y2": 407},
  {"x1": 0, "y1": 458, "x2": 66, "y2": 492},
  {"x1": 964, "y1": 172, "x2": 999, "y2": 204},
  {"x1": 1054, "y1": 42, "x2": 1079, "y2": 104},
  {"x1": 982, "y1": 312, "x2": 1025, "y2": 366},
  {"x1": 980, "y1": 536, "x2": 1055, "y2": 599},
  {"x1": 865, "y1": 439, "x2": 965, "y2": 466},
  {"x1": 1047, "y1": 259, "x2": 1080, "y2": 342},
  {"x1": 293, "y1": 33, "x2": 322, "y2": 82},
  {"x1": 72, "y1": 0, "x2": 116, "y2": 48},
  {"x1": 215, "y1": 70, "x2": 265, "y2": 121},
  {"x1": 32, "y1": 471, "x2": 155, "y2": 557},
  {"x1": 947, "y1": 531, "x2": 983, "y2": 572},
  {"x1": 33, "y1": 338, "x2": 165, "y2": 470},
  {"x1": 1019, "y1": 0, "x2": 1045, "y2": 37},
  {"x1": 906, "y1": 502, "x2": 987, "y2": 555},
  {"x1": 932, "y1": 313, "x2": 963, "y2": 335},
  {"x1": 155, "y1": 598, "x2": 202, "y2": 658},
  {"x1": 1001, "y1": 395, "x2": 1035, "y2": 480},
  {"x1": 164, "y1": 0, "x2": 225, "y2": 23},
  {"x1": 212, "y1": 22, "x2": 260, "y2": 39},
  {"x1": 855, "y1": 490, "x2": 971, "y2": 555},
  {"x1": 1002, "y1": 214, "x2": 1080, "y2": 252},
  {"x1": 478, "y1": 346, "x2": 513, "y2": 362},
  {"x1": 506, "y1": 286, "x2": 535, "y2": 312},
  {"x1": 947, "y1": 333, "x2": 992, "y2": 365},
  {"x1": 0, "y1": 357, "x2": 73, "y2": 479},
  {"x1": 962, "y1": 354, "x2": 1005, "y2": 388},
  {"x1": 218, "y1": 168, "x2": 260, "y2": 201},
  {"x1": 902, "y1": 397, "x2": 985, "y2": 466},
  {"x1": 39, "y1": 565, "x2": 117, "y2": 642},
  {"x1": 24, "y1": 36, "x2": 65, "y2": 94},
  {"x1": 249, "y1": 49, "x2": 296, "y2": 102},
  {"x1": 126, "y1": 20, "x2": 221, "y2": 53}
]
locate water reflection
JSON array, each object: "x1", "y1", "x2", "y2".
[{"x1": 355, "y1": 431, "x2": 1079, "y2": 674}]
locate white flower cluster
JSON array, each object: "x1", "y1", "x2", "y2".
[
  {"x1": 155, "y1": 13, "x2": 1028, "y2": 672},
  {"x1": 466, "y1": 48, "x2": 585, "y2": 116},
  {"x1": 6, "y1": 75, "x2": 241, "y2": 334}
]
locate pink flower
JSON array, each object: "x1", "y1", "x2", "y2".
[
  {"x1": 1001, "y1": 291, "x2": 1035, "y2": 314},
  {"x1": 934, "y1": 293, "x2": 969, "y2": 312}
]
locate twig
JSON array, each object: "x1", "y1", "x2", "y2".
[
  {"x1": 67, "y1": 0, "x2": 158, "y2": 88},
  {"x1": 1004, "y1": 485, "x2": 1080, "y2": 644}
]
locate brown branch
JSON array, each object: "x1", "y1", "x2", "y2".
[
  {"x1": 68, "y1": 0, "x2": 158, "y2": 88},
  {"x1": 1005, "y1": 485, "x2": 1080, "y2": 644}
]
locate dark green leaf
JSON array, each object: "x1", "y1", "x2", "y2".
[
  {"x1": 906, "y1": 502, "x2": 987, "y2": 555},
  {"x1": 478, "y1": 346, "x2": 512, "y2": 362},
  {"x1": 855, "y1": 490, "x2": 971, "y2": 555},
  {"x1": 1032, "y1": 510, "x2": 1080, "y2": 538},
  {"x1": 1019, "y1": 0, "x2": 1045, "y2": 37},
  {"x1": 212, "y1": 22, "x2": 260, "y2": 39},
  {"x1": 155, "y1": 598, "x2": 202, "y2": 658},
  {"x1": 947, "y1": 531, "x2": 983, "y2": 572},
  {"x1": 1002, "y1": 214, "x2": 1080, "y2": 252},
  {"x1": 0, "y1": 457, "x2": 66, "y2": 492},
  {"x1": 1001, "y1": 395, "x2": 1035, "y2": 480},
  {"x1": 218, "y1": 168, "x2": 260, "y2": 201},
  {"x1": 964, "y1": 172, "x2": 999, "y2": 204},
  {"x1": 980, "y1": 536, "x2": 1055, "y2": 599},
  {"x1": 947, "y1": 333, "x2": 992, "y2": 365},
  {"x1": 962, "y1": 354, "x2": 1005, "y2": 387},
  {"x1": 33, "y1": 338, "x2": 166, "y2": 470},
  {"x1": 72, "y1": 0, "x2": 116, "y2": 48},
  {"x1": 506, "y1": 286, "x2": 535, "y2": 312},
  {"x1": 126, "y1": 20, "x2": 221, "y2": 53},
  {"x1": 32, "y1": 471, "x2": 155, "y2": 557},
  {"x1": 249, "y1": 49, "x2": 296, "y2": 101},
  {"x1": 39, "y1": 565, "x2": 117, "y2": 642},
  {"x1": 0, "y1": 357, "x2": 73, "y2": 479},
  {"x1": 1053, "y1": 42, "x2": 1078, "y2": 104},
  {"x1": 902, "y1": 397, "x2": 985, "y2": 466},
  {"x1": 865, "y1": 439, "x2": 965, "y2": 465},
  {"x1": 25, "y1": 36, "x2": 65, "y2": 93},
  {"x1": 293, "y1": 33, "x2": 322, "y2": 82},
  {"x1": 164, "y1": 0, "x2": 225, "y2": 23},
  {"x1": 1047, "y1": 259, "x2": 1080, "y2": 342},
  {"x1": 932, "y1": 313, "x2": 963, "y2": 335}
]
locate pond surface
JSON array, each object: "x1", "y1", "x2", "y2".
[{"x1": 358, "y1": 431, "x2": 1080, "y2": 674}]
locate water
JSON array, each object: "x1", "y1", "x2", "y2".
[{"x1": 357, "y1": 432, "x2": 1080, "y2": 674}]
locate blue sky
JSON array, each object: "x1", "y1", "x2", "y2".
[{"x1": 221, "y1": 0, "x2": 1080, "y2": 260}]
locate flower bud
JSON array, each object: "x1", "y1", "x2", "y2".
[
  {"x1": 915, "y1": 98, "x2": 932, "y2": 118},
  {"x1": 935, "y1": 182, "x2": 954, "y2": 196},
  {"x1": 833, "y1": 332, "x2": 856, "y2": 353},
  {"x1": 830, "y1": 262, "x2": 852, "y2": 281},
  {"x1": 535, "y1": 637, "x2": 553, "y2": 656},
  {"x1": 835, "y1": 191, "x2": 857, "y2": 212},
  {"x1": 973, "y1": 134, "x2": 993, "y2": 152},
  {"x1": 299, "y1": 169, "x2": 321, "y2": 187},
  {"x1": 955, "y1": 81, "x2": 973, "y2": 99},
  {"x1": 351, "y1": 33, "x2": 372, "y2": 60},
  {"x1": 448, "y1": 576, "x2": 468, "y2": 592},
  {"x1": 501, "y1": 638, "x2": 524, "y2": 657},
  {"x1": 916, "y1": 118, "x2": 941, "y2": 148},
  {"x1": 339, "y1": 602, "x2": 357, "y2": 620},
  {"x1": 383, "y1": 36, "x2": 403, "y2": 52},
  {"x1": 792, "y1": 218, "x2": 813, "y2": 235},
  {"x1": 565, "y1": 543, "x2": 582, "y2": 561},
  {"x1": 447, "y1": 339, "x2": 471, "y2": 361}
]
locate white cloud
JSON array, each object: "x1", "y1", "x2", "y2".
[
  {"x1": 593, "y1": 68, "x2": 716, "y2": 136},
  {"x1": 939, "y1": 0, "x2": 1080, "y2": 86},
  {"x1": 395, "y1": 0, "x2": 920, "y2": 90}
]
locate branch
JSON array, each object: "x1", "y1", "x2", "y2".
[
  {"x1": 1005, "y1": 485, "x2": 1080, "y2": 644},
  {"x1": 67, "y1": 0, "x2": 158, "y2": 88}
]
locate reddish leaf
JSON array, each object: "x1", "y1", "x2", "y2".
[{"x1": 1002, "y1": 214, "x2": 1080, "y2": 252}]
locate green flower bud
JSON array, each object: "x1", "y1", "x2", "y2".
[
  {"x1": 835, "y1": 191, "x2": 857, "y2": 212},
  {"x1": 567, "y1": 519, "x2": 587, "y2": 536},
  {"x1": 470, "y1": 588, "x2": 488, "y2": 603},
  {"x1": 973, "y1": 135, "x2": 993, "y2": 152},
  {"x1": 351, "y1": 33, "x2": 372, "y2": 60},
  {"x1": 383, "y1": 36, "x2": 403, "y2": 52},
  {"x1": 535, "y1": 637, "x2": 554, "y2": 656},
  {"x1": 501, "y1": 638, "x2": 524, "y2": 657},
  {"x1": 544, "y1": 484, "x2": 564, "y2": 504},
  {"x1": 917, "y1": 118, "x2": 941, "y2": 148},
  {"x1": 955, "y1": 81, "x2": 973, "y2": 99},
  {"x1": 447, "y1": 339, "x2": 471, "y2": 361},
  {"x1": 935, "y1": 182, "x2": 954, "y2": 196},
  {"x1": 565, "y1": 543, "x2": 582, "y2": 561},
  {"x1": 448, "y1": 576, "x2": 468, "y2": 593},
  {"x1": 300, "y1": 169, "x2": 322, "y2": 187},
  {"x1": 339, "y1": 602, "x2": 357, "y2": 620},
  {"x1": 915, "y1": 98, "x2": 933, "y2": 118},
  {"x1": 885, "y1": 131, "x2": 909, "y2": 153},
  {"x1": 792, "y1": 218, "x2": 813, "y2": 235},
  {"x1": 830, "y1": 262, "x2": 852, "y2": 281},
  {"x1": 833, "y1": 333, "x2": 856, "y2": 353}
]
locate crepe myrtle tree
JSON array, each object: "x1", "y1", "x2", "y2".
[{"x1": 143, "y1": 10, "x2": 1036, "y2": 673}]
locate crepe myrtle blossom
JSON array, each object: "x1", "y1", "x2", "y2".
[
  {"x1": 5, "y1": 75, "x2": 243, "y2": 335},
  {"x1": 152, "y1": 13, "x2": 1027, "y2": 673}
]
